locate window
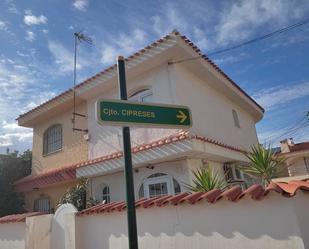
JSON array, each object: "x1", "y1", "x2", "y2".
[
  {"x1": 232, "y1": 110, "x2": 240, "y2": 128},
  {"x1": 95, "y1": 183, "x2": 110, "y2": 203},
  {"x1": 34, "y1": 197, "x2": 50, "y2": 213},
  {"x1": 139, "y1": 173, "x2": 181, "y2": 199},
  {"x1": 102, "y1": 185, "x2": 110, "y2": 203},
  {"x1": 129, "y1": 88, "x2": 153, "y2": 103},
  {"x1": 304, "y1": 157, "x2": 309, "y2": 173},
  {"x1": 43, "y1": 124, "x2": 62, "y2": 155},
  {"x1": 223, "y1": 163, "x2": 259, "y2": 189}
]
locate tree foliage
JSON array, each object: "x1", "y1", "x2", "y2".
[
  {"x1": 0, "y1": 150, "x2": 32, "y2": 217},
  {"x1": 58, "y1": 177, "x2": 98, "y2": 211},
  {"x1": 185, "y1": 167, "x2": 227, "y2": 192},
  {"x1": 239, "y1": 144, "x2": 286, "y2": 186}
]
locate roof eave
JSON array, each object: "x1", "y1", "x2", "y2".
[{"x1": 17, "y1": 31, "x2": 264, "y2": 126}]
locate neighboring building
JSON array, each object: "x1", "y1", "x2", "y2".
[
  {"x1": 274, "y1": 138, "x2": 309, "y2": 181},
  {"x1": 15, "y1": 31, "x2": 264, "y2": 213}
]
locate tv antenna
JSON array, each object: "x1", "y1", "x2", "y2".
[{"x1": 72, "y1": 31, "x2": 92, "y2": 133}]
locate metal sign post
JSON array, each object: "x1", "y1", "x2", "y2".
[{"x1": 117, "y1": 56, "x2": 139, "y2": 249}]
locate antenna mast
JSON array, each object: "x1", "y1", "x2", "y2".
[{"x1": 72, "y1": 31, "x2": 92, "y2": 133}]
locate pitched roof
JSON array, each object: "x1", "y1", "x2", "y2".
[
  {"x1": 15, "y1": 131, "x2": 243, "y2": 192},
  {"x1": 14, "y1": 164, "x2": 76, "y2": 192},
  {"x1": 0, "y1": 212, "x2": 44, "y2": 224},
  {"x1": 278, "y1": 141, "x2": 309, "y2": 155},
  {"x1": 17, "y1": 31, "x2": 263, "y2": 123},
  {"x1": 77, "y1": 180, "x2": 309, "y2": 217},
  {"x1": 289, "y1": 142, "x2": 309, "y2": 153}
]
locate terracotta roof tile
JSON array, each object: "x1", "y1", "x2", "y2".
[
  {"x1": 15, "y1": 132, "x2": 243, "y2": 192},
  {"x1": 289, "y1": 142, "x2": 309, "y2": 152},
  {"x1": 216, "y1": 186, "x2": 243, "y2": 202},
  {"x1": 243, "y1": 184, "x2": 265, "y2": 200},
  {"x1": 200, "y1": 189, "x2": 223, "y2": 203},
  {"x1": 17, "y1": 31, "x2": 263, "y2": 122},
  {"x1": 14, "y1": 165, "x2": 76, "y2": 192},
  {"x1": 77, "y1": 180, "x2": 308, "y2": 217},
  {"x1": 274, "y1": 181, "x2": 309, "y2": 196},
  {"x1": 0, "y1": 212, "x2": 44, "y2": 224}
]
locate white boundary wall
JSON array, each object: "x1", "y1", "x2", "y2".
[
  {"x1": 0, "y1": 222, "x2": 26, "y2": 249},
  {"x1": 76, "y1": 193, "x2": 308, "y2": 249},
  {"x1": 0, "y1": 193, "x2": 308, "y2": 249},
  {"x1": 26, "y1": 214, "x2": 53, "y2": 249}
]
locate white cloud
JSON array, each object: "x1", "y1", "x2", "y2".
[
  {"x1": 215, "y1": 0, "x2": 309, "y2": 46},
  {"x1": 101, "y1": 46, "x2": 117, "y2": 65},
  {"x1": 2, "y1": 121, "x2": 23, "y2": 131},
  {"x1": 24, "y1": 10, "x2": 48, "y2": 26},
  {"x1": 214, "y1": 52, "x2": 249, "y2": 65},
  {"x1": 253, "y1": 81, "x2": 309, "y2": 110},
  {"x1": 6, "y1": 0, "x2": 18, "y2": 14},
  {"x1": 16, "y1": 51, "x2": 29, "y2": 57},
  {"x1": 0, "y1": 21, "x2": 8, "y2": 31},
  {"x1": 25, "y1": 31, "x2": 35, "y2": 42},
  {"x1": 48, "y1": 40, "x2": 88, "y2": 74},
  {"x1": 0, "y1": 132, "x2": 33, "y2": 147},
  {"x1": 148, "y1": 3, "x2": 215, "y2": 50},
  {"x1": 258, "y1": 120, "x2": 309, "y2": 146},
  {"x1": 101, "y1": 29, "x2": 148, "y2": 64},
  {"x1": 73, "y1": 0, "x2": 88, "y2": 11},
  {"x1": 25, "y1": 91, "x2": 56, "y2": 110},
  {"x1": 0, "y1": 121, "x2": 32, "y2": 147},
  {"x1": 0, "y1": 58, "x2": 56, "y2": 151},
  {"x1": 42, "y1": 29, "x2": 48, "y2": 34},
  {"x1": 151, "y1": 7, "x2": 188, "y2": 36}
]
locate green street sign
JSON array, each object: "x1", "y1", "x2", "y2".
[{"x1": 96, "y1": 99, "x2": 192, "y2": 128}]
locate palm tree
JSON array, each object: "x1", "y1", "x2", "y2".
[
  {"x1": 239, "y1": 144, "x2": 286, "y2": 186},
  {"x1": 185, "y1": 167, "x2": 227, "y2": 192}
]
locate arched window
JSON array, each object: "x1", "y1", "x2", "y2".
[
  {"x1": 139, "y1": 173, "x2": 181, "y2": 199},
  {"x1": 34, "y1": 196, "x2": 50, "y2": 213},
  {"x1": 129, "y1": 88, "x2": 153, "y2": 103},
  {"x1": 95, "y1": 183, "x2": 110, "y2": 204},
  {"x1": 43, "y1": 124, "x2": 62, "y2": 155}
]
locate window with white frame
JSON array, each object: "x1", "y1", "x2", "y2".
[
  {"x1": 95, "y1": 183, "x2": 110, "y2": 204},
  {"x1": 129, "y1": 88, "x2": 153, "y2": 103},
  {"x1": 34, "y1": 197, "x2": 50, "y2": 213},
  {"x1": 232, "y1": 109, "x2": 240, "y2": 128},
  {"x1": 223, "y1": 163, "x2": 259, "y2": 189},
  {"x1": 43, "y1": 124, "x2": 62, "y2": 155},
  {"x1": 138, "y1": 173, "x2": 181, "y2": 199}
]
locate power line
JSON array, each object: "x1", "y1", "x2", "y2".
[
  {"x1": 169, "y1": 18, "x2": 309, "y2": 65},
  {"x1": 264, "y1": 120, "x2": 307, "y2": 143},
  {"x1": 262, "y1": 112, "x2": 309, "y2": 144}
]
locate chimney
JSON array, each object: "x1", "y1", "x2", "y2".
[{"x1": 280, "y1": 138, "x2": 294, "y2": 153}]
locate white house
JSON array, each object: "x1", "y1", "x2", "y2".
[{"x1": 15, "y1": 31, "x2": 264, "y2": 212}]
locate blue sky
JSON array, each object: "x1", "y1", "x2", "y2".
[{"x1": 0, "y1": 0, "x2": 309, "y2": 153}]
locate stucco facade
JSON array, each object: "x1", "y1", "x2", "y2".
[
  {"x1": 16, "y1": 31, "x2": 264, "y2": 213},
  {"x1": 171, "y1": 64, "x2": 259, "y2": 150},
  {"x1": 276, "y1": 139, "x2": 309, "y2": 180},
  {"x1": 87, "y1": 64, "x2": 179, "y2": 159},
  {"x1": 23, "y1": 181, "x2": 76, "y2": 212},
  {"x1": 31, "y1": 103, "x2": 88, "y2": 175},
  {"x1": 288, "y1": 156, "x2": 309, "y2": 176},
  {"x1": 87, "y1": 63, "x2": 259, "y2": 160},
  {"x1": 88, "y1": 159, "x2": 221, "y2": 203}
]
